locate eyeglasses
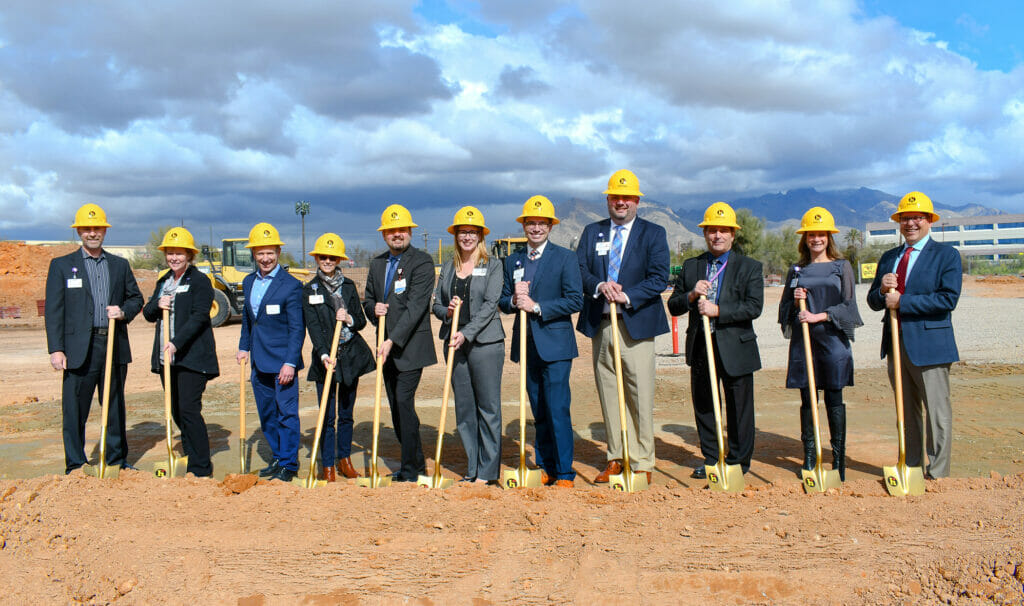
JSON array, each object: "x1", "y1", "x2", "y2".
[
  {"x1": 899, "y1": 215, "x2": 928, "y2": 224},
  {"x1": 456, "y1": 231, "x2": 480, "y2": 238}
]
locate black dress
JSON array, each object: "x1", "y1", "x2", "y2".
[{"x1": 778, "y1": 260, "x2": 862, "y2": 390}]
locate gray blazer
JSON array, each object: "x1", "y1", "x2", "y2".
[{"x1": 432, "y1": 257, "x2": 505, "y2": 345}]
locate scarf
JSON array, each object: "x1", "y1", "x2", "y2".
[{"x1": 316, "y1": 268, "x2": 351, "y2": 343}]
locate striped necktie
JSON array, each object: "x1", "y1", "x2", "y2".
[{"x1": 607, "y1": 225, "x2": 624, "y2": 282}]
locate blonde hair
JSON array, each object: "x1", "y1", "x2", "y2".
[{"x1": 455, "y1": 228, "x2": 489, "y2": 266}]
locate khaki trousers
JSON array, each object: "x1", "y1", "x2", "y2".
[
  {"x1": 593, "y1": 317, "x2": 656, "y2": 471},
  {"x1": 886, "y1": 338, "x2": 953, "y2": 478}
]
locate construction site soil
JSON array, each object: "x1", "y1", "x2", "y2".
[{"x1": 0, "y1": 242, "x2": 1022, "y2": 604}]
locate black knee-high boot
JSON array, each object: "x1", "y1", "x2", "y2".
[
  {"x1": 824, "y1": 390, "x2": 846, "y2": 481},
  {"x1": 799, "y1": 389, "x2": 815, "y2": 471}
]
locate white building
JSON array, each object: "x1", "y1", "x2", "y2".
[{"x1": 864, "y1": 213, "x2": 1024, "y2": 260}]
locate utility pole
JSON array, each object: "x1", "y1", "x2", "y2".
[
  {"x1": 422, "y1": 232, "x2": 430, "y2": 261},
  {"x1": 295, "y1": 200, "x2": 311, "y2": 268}
]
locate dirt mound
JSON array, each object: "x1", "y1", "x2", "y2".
[{"x1": 0, "y1": 472, "x2": 1021, "y2": 603}]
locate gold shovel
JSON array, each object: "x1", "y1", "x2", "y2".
[
  {"x1": 503, "y1": 309, "x2": 544, "y2": 489},
  {"x1": 357, "y1": 315, "x2": 392, "y2": 489},
  {"x1": 607, "y1": 302, "x2": 648, "y2": 493},
  {"x1": 238, "y1": 359, "x2": 250, "y2": 474},
  {"x1": 154, "y1": 309, "x2": 188, "y2": 478},
  {"x1": 82, "y1": 317, "x2": 120, "y2": 480},
  {"x1": 418, "y1": 301, "x2": 461, "y2": 489},
  {"x1": 797, "y1": 300, "x2": 841, "y2": 493},
  {"x1": 883, "y1": 292, "x2": 925, "y2": 496},
  {"x1": 293, "y1": 319, "x2": 343, "y2": 488},
  {"x1": 700, "y1": 296, "x2": 743, "y2": 492}
]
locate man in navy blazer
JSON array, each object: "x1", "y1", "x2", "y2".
[
  {"x1": 45, "y1": 203, "x2": 143, "y2": 473},
  {"x1": 867, "y1": 192, "x2": 961, "y2": 479},
  {"x1": 236, "y1": 222, "x2": 305, "y2": 481},
  {"x1": 499, "y1": 196, "x2": 583, "y2": 487},
  {"x1": 576, "y1": 170, "x2": 669, "y2": 484}
]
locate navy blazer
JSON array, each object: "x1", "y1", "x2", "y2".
[
  {"x1": 575, "y1": 217, "x2": 670, "y2": 340},
  {"x1": 866, "y1": 238, "x2": 961, "y2": 366},
  {"x1": 142, "y1": 264, "x2": 220, "y2": 377},
  {"x1": 238, "y1": 267, "x2": 305, "y2": 374},
  {"x1": 45, "y1": 249, "x2": 143, "y2": 370},
  {"x1": 499, "y1": 242, "x2": 583, "y2": 363}
]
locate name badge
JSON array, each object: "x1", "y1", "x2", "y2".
[
  {"x1": 66, "y1": 278, "x2": 83, "y2": 288},
  {"x1": 789, "y1": 278, "x2": 799, "y2": 289},
  {"x1": 513, "y1": 268, "x2": 524, "y2": 282},
  {"x1": 266, "y1": 304, "x2": 281, "y2": 315},
  {"x1": 393, "y1": 279, "x2": 407, "y2": 294},
  {"x1": 175, "y1": 285, "x2": 190, "y2": 294},
  {"x1": 472, "y1": 268, "x2": 487, "y2": 277},
  {"x1": 308, "y1": 294, "x2": 324, "y2": 305},
  {"x1": 595, "y1": 242, "x2": 611, "y2": 256}
]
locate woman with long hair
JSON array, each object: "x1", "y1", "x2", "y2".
[
  {"x1": 778, "y1": 207, "x2": 863, "y2": 480},
  {"x1": 431, "y1": 206, "x2": 506, "y2": 484}
]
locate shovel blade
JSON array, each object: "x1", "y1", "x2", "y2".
[
  {"x1": 81, "y1": 463, "x2": 120, "y2": 480},
  {"x1": 707, "y1": 461, "x2": 744, "y2": 493},
  {"x1": 801, "y1": 467, "x2": 842, "y2": 493},
  {"x1": 292, "y1": 474, "x2": 327, "y2": 489},
  {"x1": 502, "y1": 467, "x2": 544, "y2": 489},
  {"x1": 153, "y1": 455, "x2": 188, "y2": 479},
  {"x1": 356, "y1": 472, "x2": 392, "y2": 489},
  {"x1": 416, "y1": 474, "x2": 454, "y2": 489},
  {"x1": 882, "y1": 463, "x2": 925, "y2": 496},
  {"x1": 609, "y1": 471, "x2": 649, "y2": 493}
]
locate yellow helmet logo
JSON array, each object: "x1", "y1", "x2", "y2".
[
  {"x1": 88, "y1": 210, "x2": 96, "y2": 218},
  {"x1": 391, "y1": 211, "x2": 399, "y2": 220},
  {"x1": 534, "y1": 200, "x2": 542, "y2": 208},
  {"x1": 618, "y1": 177, "x2": 627, "y2": 185},
  {"x1": 908, "y1": 195, "x2": 916, "y2": 204},
  {"x1": 327, "y1": 239, "x2": 334, "y2": 247},
  {"x1": 263, "y1": 230, "x2": 270, "y2": 237},
  {"x1": 169, "y1": 231, "x2": 178, "y2": 240},
  {"x1": 814, "y1": 214, "x2": 822, "y2": 223},
  {"x1": 717, "y1": 209, "x2": 724, "y2": 217},
  {"x1": 466, "y1": 210, "x2": 474, "y2": 217}
]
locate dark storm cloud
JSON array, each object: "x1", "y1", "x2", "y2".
[{"x1": 492, "y1": 65, "x2": 551, "y2": 99}]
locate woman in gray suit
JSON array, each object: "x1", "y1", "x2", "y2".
[{"x1": 432, "y1": 206, "x2": 506, "y2": 484}]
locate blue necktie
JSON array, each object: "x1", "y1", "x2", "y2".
[
  {"x1": 607, "y1": 225, "x2": 624, "y2": 282},
  {"x1": 384, "y1": 256, "x2": 399, "y2": 294}
]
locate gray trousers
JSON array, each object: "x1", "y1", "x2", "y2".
[
  {"x1": 592, "y1": 318, "x2": 656, "y2": 472},
  {"x1": 886, "y1": 338, "x2": 953, "y2": 478},
  {"x1": 450, "y1": 339, "x2": 504, "y2": 481}
]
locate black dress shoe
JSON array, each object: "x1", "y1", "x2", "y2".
[
  {"x1": 690, "y1": 467, "x2": 707, "y2": 479},
  {"x1": 258, "y1": 460, "x2": 281, "y2": 478},
  {"x1": 272, "y1": 468, "x2": 297, "y2": 482},
  {"x1": 120, "y1": 464, "x2": 139, "y2": 471}
]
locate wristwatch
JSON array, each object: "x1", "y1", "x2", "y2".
[{"x1": 532, "y1": 303, "x2": 541, "y2": 315}]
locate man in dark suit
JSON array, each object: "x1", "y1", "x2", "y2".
[
  {"x1": 362, "y1": 204, "x2": 438, "y2": 482},
  {"x1": 236, "y1": 222, "x2": 305, "y2": 482},
  {"x1": 577, "y1": 170, "x2": 669, "y2": 484},
  {"x1": 499, "y1": 196, "x2": 583, "y2": 487},
  {"x1": 667, "y1": 202, "x2": 764, "y2": 478},
  {"x1": 45, "y1": 203, "x2": 144, "y2": 474},
  {"x1": 867, "y1": 191, "x2": 961, "y2": 479}
]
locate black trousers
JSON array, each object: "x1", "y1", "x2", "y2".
[
  {"x1": 159, "y1": 366, "x2": 212, "y2": 477},
  {"x1": 689, "y1": 333, "x2": 756, "y2": 472},
  {"x1": 382, "y1": 361, "x2": 425, "y2": 480},
  {"x1": 62, "y1": 331, "x2": 129, "y2": 473}
]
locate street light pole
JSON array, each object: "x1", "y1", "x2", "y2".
[{"x1": 295, "y1": 200, "x2": 311, "y2": 268}]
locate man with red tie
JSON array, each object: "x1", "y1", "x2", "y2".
[{"x1": 867, "y1": 191, "x2": 961, "y2": 479}]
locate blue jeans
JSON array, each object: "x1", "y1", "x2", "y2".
[{"x1": 316, "y1": 380, "x2": 358, "y2": 469}]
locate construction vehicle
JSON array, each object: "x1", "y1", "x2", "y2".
[
  {"x1": 197, "y1": 238, "x2": 312, "y2": 327},
  {"x1": 490, "y1": 237, "x2": 528, "y2": 260}
]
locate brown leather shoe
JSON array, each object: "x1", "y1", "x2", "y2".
[
  {"x1": 553, "y1": 479, "x2": 574, "y2": 488},
  {"x1": 541, "y1": 471, "x2": 552, "y2": 485},
  {"x1": 594, "y1": 460, "x2": 623, "y2": 483},
  {"x1": 320, "y1": 465, "x2": 336, "y2": 483},
  {"x1": 337, "y1": 457, "x2": 360, "y2": 479}
]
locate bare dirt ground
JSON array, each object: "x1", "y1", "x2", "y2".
[{"x1": 1, "y1": 258, "x2": 1022, "y2": 604}]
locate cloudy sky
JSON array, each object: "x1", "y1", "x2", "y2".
[{"x1": 2, "y1": 0, "x2": 1022, "y2": 252}]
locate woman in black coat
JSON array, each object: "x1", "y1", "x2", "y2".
[
  {"x1": 142, "y1": 227, "x2": 219, "y2": 477},
  {"x1": 302, "y1": 233, "x2": 375, "y2": 481}
]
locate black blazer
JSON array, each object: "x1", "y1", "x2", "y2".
[
  {"x1": 142, "y1": 264, "x2": 220, "y2": 377},
  {"x1": 362, "y1": 246, "x2": 438, "y2": 372},
  {"x1": 666, "y1": 250, "x2": 764, "y2": 377},
  {"x1": 302, "y1": 275, "x2": 375, "y2": 386},
  {"x1": 45, "y1": 248, "x2": 144, "y2": 370}
]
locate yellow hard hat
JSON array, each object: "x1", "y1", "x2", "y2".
[
  {"x1": 603, "y1": 169, "x2": 644, "y2": 197},
  {"x1": 245, "y1": 222, "x2": 285, "y2": 248},
  {"x1": 796, "y1": 207, "x2": 839, "y2": 234},
  {"x1": 891, "y1": 191, "x2": 940, "y2": 223},
  {"x1": 698, "y1": 201, "x2": 741, "y2": 230},
  {"x1": 309, "y1": 232, "x2": 348, "y2": 259},
  {"x1": 158, "y1": 227, "x2": 200, "y2": 253},
  {"x1": 70, "y1": 203, "x2": 112, "y2": 229},
  {"x1": 378, "y1": 204, "x2": 418, "y2": 231},
  {"x1": 516, "y1": 195, "x2": 560, "y2": 225},
  {"x1": 447, "y1": 206, "x2": 490, "y2": 235}
]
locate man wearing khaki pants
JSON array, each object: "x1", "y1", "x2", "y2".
[{"x1": 576, "y1": 170, "x2": 670, "y2": 484}]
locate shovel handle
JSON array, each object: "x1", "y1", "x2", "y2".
[
  {"x1": 430, "y1": 302, "x2": 461, "y2": 483},
  {"x1": 238, "y1": 358, "x2": 247, "y2": 473},
  {"x1": 608, "y1": 303, "x2": 633, "y2": 476},
  {"x1": 162, "y1": 309, "x2": 176, "y2": 462},
  {"x1": 887, "y1": 288, "x2": 908, "y2": 466},
  {"x1": 369, "y1": 315, "x2": 386, "y2": 479},
  {"x1": 699, "y1": 296, "x2": 727, "y2": 462},
  {"x1": 798, "y1": 300, "x2": 825, "y2": 472},
  {"x1": 97, "y1": 316, "x2": 117, "y2": 478},
  {"x1": 305, "y1": 319, "x2": 344, "y2": 486},
  {"x1": 518, "y1": 309, "x2": 529, "y2": 470}
]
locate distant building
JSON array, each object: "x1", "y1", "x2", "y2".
[{"x1": 864, "y1": 214, "x2": 1024, "y2": 260}]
